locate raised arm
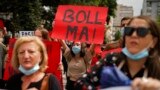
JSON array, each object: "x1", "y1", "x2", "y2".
[{"x1": 59, "y1": 40, "x2": 70, "y2": 54}]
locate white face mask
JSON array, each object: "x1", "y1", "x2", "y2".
[
  {"x1": 72, "y1": 45, "x2": 81, "y2": 54},
  {"x1": 122, "y1": 47, "x2": 149, "y2": 60},
  {"x1": 122, "y1": 41, "x2": 153, "y2": 60},
  {"x1": 18, "y1": 64, "x2": 40, "y2": 75}
]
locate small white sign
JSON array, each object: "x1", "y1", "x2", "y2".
[
  {"x1": 101, "y1": 86, "x2": 131, "y2": 90},
  {"x1": 19, "y1": 31, "x2": 34, "y2": 37}
]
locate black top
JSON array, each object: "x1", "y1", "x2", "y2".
[{"x1": 6, "y1": 73, "x2": 61, "y2": 90}]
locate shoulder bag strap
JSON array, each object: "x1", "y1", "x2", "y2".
[{"x1": 40, "y1": 73, "x2": 51, "y2": 90}]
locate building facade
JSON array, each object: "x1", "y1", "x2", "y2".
[
  {"x1": 142, "y1": 0, "x2": 160, "y2": 20},
  {"x1": 113, "y1": 4, "x2": 133, "y2": 27}
]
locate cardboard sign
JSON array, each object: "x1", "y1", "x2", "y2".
[
  {"x1": 19, "y1": 31, "x2": 34, "y2": 37},
  {"x1": 52, "y1": 5, "x2": 108, "y2": 44}
]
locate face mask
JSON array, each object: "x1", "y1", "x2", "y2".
[
  {"x1": 122, "y1": 47, "x2": 149, "y2": 60},
  {"x1": 72, "y1": 45, "x2": 81, "y2": 54},
  {"x1": 18, "y1": 64, "x2": 40, "y2": 75}
]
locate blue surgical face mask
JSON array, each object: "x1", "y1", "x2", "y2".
[
  {"x1": 72, "y1": 45, "x2": 81, "y2": 54},
  {"x1": 18, "y1": 64, "x2": 40, "y2": 75},
  {"x1": 122, "y1": 47, "x2": 149, "y2": 60}
]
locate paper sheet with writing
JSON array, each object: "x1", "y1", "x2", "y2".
[{"x1": 101, "y1": 86, "x2": 131, "y2": 90}]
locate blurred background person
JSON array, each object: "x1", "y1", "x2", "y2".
[
  {"x1": 0, "y1": 19, "x2": 7, "y2": 88},
  {"x1": 60, "y1": 40, "x2": 95, "y2": 90},
  {"x1": 34, "y1": 26, "x2": 52, "y2": 41}
]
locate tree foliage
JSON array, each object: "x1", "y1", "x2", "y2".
[
  {"x1": 0, "y1": 0, "x2": 42, "y2": 31},
  {"x1": 58, "y1": 0, "x2": 117, "y2": 17},
  {"x1": 42, "y1": 0, "x2": 117, "y2": 29},
  {"x1": 0, "y1": 0, "x2": 117, "y2": 31}
]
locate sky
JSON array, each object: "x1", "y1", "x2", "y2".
[{"x1": 117, "y1": 0, "x2": 144, "y2": 16}]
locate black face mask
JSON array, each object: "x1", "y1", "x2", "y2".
[{"x1": 124, "y1": 27, "x2": 150, "y2": 37}]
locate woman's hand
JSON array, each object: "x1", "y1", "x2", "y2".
[
  {"x1": 57, "y1": 63, "x2": 63, "y2": 71},
  {"x1": 132, "y1": 77, "x2": 160, "y2": 90}
]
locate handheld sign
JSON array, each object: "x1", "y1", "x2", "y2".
[
  {"x1": 19, "y1": 31, "x2": 34, "y2": 37},
  {"x1": 52, "y1": 5, "x2": 108, "y2": 44}
]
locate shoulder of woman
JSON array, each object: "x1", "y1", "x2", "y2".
[
  {"x1": 45, "y1": 73, "x2": 58, "y2": 82},
  {"x1": 7, "y1": 73, "x2": 23, "y2": 85},
  {"x1": 47, "y1": 73, "x2": 62, "y2": 90},
  {"x1": 8, "y1": 73, "x2": 23, "y2": 80}
]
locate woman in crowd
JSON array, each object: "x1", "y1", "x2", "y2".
[
  {"x1": 34, "y1": 27, "x2": 52, "y2": 41},
  {"x1": 75, "y1": 15, "x2": 160, "y2": 90},
  {"x1": 6, "y1": 36, "x2": 61, "y2": 90},
  {"x1": 60, "y1": 40, "x2": 95, "y2": 90}
]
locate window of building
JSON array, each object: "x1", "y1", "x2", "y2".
[
  {"x1": 158, "y1": 2, "x2": 160, "y2": 7},
  {"x1": 147, "y1": 2, "x2": 151, "y2": 7}
]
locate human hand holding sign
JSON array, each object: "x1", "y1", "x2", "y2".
[{"x1": 132, "y1": 77, "x2": 160, "y2": 90}]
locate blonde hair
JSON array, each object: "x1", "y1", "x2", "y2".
[{"x1": 12, "y1": 36, "x2": 48, "y2": 72}]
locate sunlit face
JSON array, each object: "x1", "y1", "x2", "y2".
[
  {"x1": 125, "y1": 18, "x2": 156, "y2": 54},
  {"x1": 34, "y1": 30, "x2": 42, "y2": 40},
  {"x1": 18, "y1": 42, "x2": 42, "y2": 70}
]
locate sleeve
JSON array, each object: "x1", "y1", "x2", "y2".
[
  {"x1": 63, "y1": 49, "x2": 72, "y2": 62},
  {"x1": 49, "y1": 74, "x2": 62, "y2": 90}
]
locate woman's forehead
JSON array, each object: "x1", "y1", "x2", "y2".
[
  {"x1": 129, "y1": 19, "x2": 149, "y2": 28},
  {"x1": 74, "y1": 42, "x2": 81, "y2": 45}
]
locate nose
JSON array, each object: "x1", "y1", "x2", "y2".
[
  {"x1": 23, "y1": 51, "x2": 30, "y2": 58},
  {"x1": 130, "y1": 30, "x2": 138, "y2": 37}
]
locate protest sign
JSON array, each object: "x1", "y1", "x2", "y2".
[
  {"x1": 52, "y1": 5, "x2": 108, "y2": 44},
  {"x1": 19, "y1": 31, "x2": 34, "y2": 37}
]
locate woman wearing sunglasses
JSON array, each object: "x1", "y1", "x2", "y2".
[{"x1": 75, "y1": 16, "x2": 160, "y2": 90}]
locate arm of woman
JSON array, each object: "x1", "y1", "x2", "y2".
[
  {"x1": 132, "y1": 77, "x2": 160, "y2": 90},
  {"x1": 84, "y1": 44, "x2": 95, "y2": 63},
  {"x1": 59, "y1": 40, "x2": 72, "y2": 62},
  {"x1": 59, "y1": 40, "x2": 70, "y2": 54}
]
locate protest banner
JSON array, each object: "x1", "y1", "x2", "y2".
[
  {"x1": 52, "y1": 5, "x2": 108, "y2": 44},
  {"x1": 3, "y1": 39, "x2": 62, "y2": 82}
]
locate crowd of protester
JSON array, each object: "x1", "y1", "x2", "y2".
[{"x1": 0, "y1": 15, "x2": 160, "y2": 90}]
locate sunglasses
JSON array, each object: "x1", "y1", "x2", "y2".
[{"x1": 124, "y1": 27, "x2": 150, "y2": 37}]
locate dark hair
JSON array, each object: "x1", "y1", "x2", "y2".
[
  {"x1": 3, "y1": 35, "x2": 10, "y2": 46},
  {"x1": 121, "y1": 17, "x2": 131, "y2": 23},
  {"x1": 35, "y1": 27, "x2": 51, "y2": 41},
  {"x1": 121, "y1": 17, "x2": 131, "y2": 26},
  {"x1": 123, "y1": 16, "x2": 160, "y2": 79}
]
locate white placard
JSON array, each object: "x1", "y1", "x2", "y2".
[
  {"x1": 101, "y1": 86, "x2": 131, "y2": 90},
  {"x1": 19, "y1": 31, "x2": 34, "y2": 37}
]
